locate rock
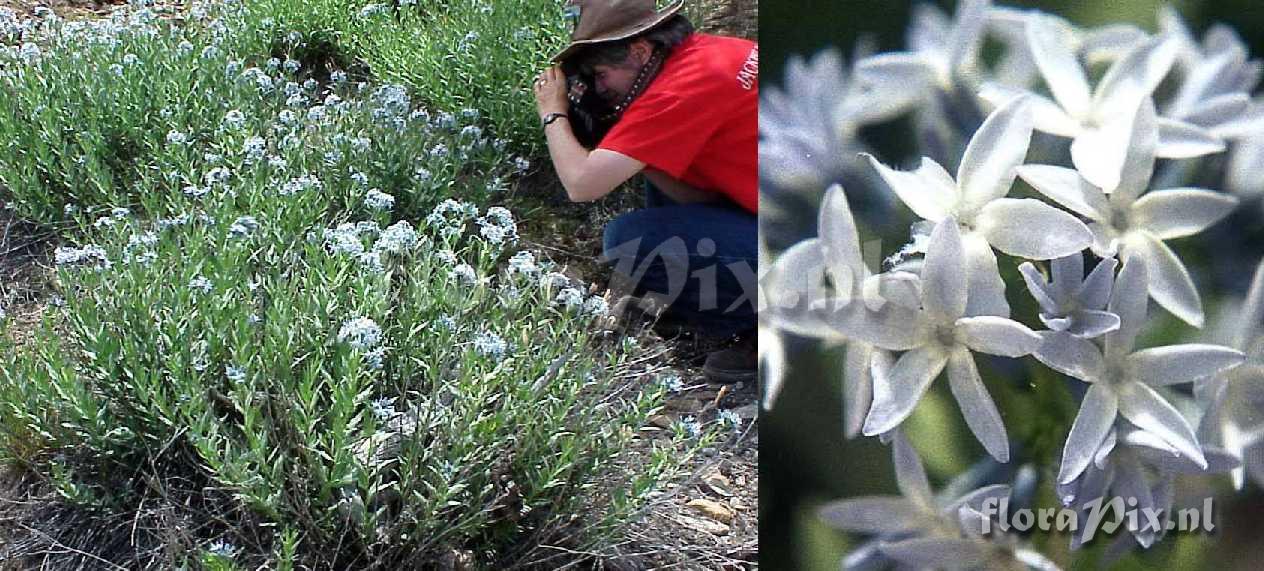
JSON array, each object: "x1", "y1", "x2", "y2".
[
  {"x1": 733, "y1": 403, "x2": 758, "y2": 420},
  {"x1": 686, "y1": 498, "x2": 735, "y2": 524},
  {"x1": 648, "y1": 415, "x2": 674, "y2": 429},
  {"x1": 678, "y1": 514, "x2": 730, "y2": 535},
  {"x1": 702, "y1": 472, "x2": 734, "y2": 497}
]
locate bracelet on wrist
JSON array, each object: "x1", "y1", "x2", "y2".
[{"x1": 541, "y1": 112, "x2": 569, "y2": 127}]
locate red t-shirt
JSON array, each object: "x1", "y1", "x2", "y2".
[{"x1": 598, "y1": 34, "x2": 758, "y2": 214}]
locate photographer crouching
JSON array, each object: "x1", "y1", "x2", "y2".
[{"x1": 532, "y1": 0, "x2": 757, "y2": 383}]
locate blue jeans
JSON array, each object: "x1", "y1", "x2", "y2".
[{"x1": 602, "y1": 180, "x2": 757, "y2": 338}]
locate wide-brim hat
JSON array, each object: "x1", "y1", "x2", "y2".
[{"x1": 552, "y1": 0, "x2": 684, "y2": 63}]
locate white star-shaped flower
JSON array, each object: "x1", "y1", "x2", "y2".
[
  {"x1": 844, "y1": 217, "x2": 1042, "y2": 461},
  {"x1": 981, "y1": 13, "x2": 1219, "y2": 191},
  {"x1": 1033, "y1": 258, "x2": 1244, "y2": 488},
  {"x1": 865, "y1": 95, "x2": 1093, "y2": 317},
  {"x1": 1017, "y1": 99, "x2": 1239, "y2": 327}
]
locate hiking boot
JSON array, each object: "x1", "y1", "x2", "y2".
[{"x1": 703, "y1": 335, "x2": 756, "y2": 384}]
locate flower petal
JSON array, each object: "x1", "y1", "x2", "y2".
[
  {"x1": 945, "y1": 0, "x2": 991, "y2": 73},
  {"x1": 1026, "y1": 13, "x2": 1092, "y2": 118},
  {"x1": 1015, "y1": 164, "x2": 1109, "y2": 220},
  {"x1": 819, "y1": 184, "x2": 867, "y2": 293},
  {"x1": 957, "y1": 95, "x2": 1034, "y2": 211},
  {"x1": 947, "y1": 347, "x2": 1010, "y2": 462},
  {"x1": 962, "y1": 232, "x2": 1011, "y2": 317},
  {"x1": 922, "y1": 218, "x2": 968, "y2": 322},
  {"x1": 1110, "y1": 453, "x2": 1159, "y2": 547},
  {"x1": 1105, "y1": 256, "x2": 1150, "y2": 358},
  {"x1": 813, "y1": 297, "x2": 931, "y2": 350},
  {"x1": 863, "y1": 154, "x2": 959, "y2": 222},
  {"x1": 1018, "y1": 261, "x2": 1058, "y2": 314},
  {"x1": 1116, "y1": 381, "x2": 1208, "y2": 469},
  {"x1": 879, "y1": 538, "x2": 988, "y2": 568},
  {"x1": 759, "y1": 327, "x2": 786, "y2": 410},
  {"x1": 864, "y1": 346, "x2": 950, "y2": 436},
  {"x1": 1130, "y1": 188, "x2": 1239, "y2": 240},
  {"x1": 843, "y1": 343, "x2": 877, "y2": 439},
  {"x1": 892, "y1": 429, "x2": 934, "y2": 506},
  {"x1": 1123, "y1": 232, "x2": 1204, "y2": 328},
  {"x1": 1077, "y1": 257, "x2": 1118, "y2": 310},
  {"x1": 1066, "y1": 309, "x2": 1121, "y2": 338},
  {"x1": 956, "y1": 316, "x2": 1041, "y2": 357},
  {"x1": 1033, "y1": 330, "x2": 1105, "y2": 382},
  {"x1": 976, "y1": 198, "x2": 1094, "y2": 260},
  {"x1": 1156, "y1": 117, "x2": 1227, "y2": 159},
  {"x1": 1128, "y1": 344, "x2": 1246, "y2": 386},
  {"x1": 1112, "y1": 97, "x2": 1160, "y2": 207},
  {"x1": 979, "y1": 82, "x2": 1082, "y2": 137},
  {"x1": 818, "y1": 497, "x2": 925, "y2": 533},
  {"x1": 1071, "y1": 116, "x2": 1134, "y2": 193},
  {"x1": 1050, "y1": 252, "x2": 1085, "y2": 304},
  {"x1": 1058, "y1": 384, "x2": 1119, "y2": 484},
  {"x1": 1093, "y1": 34, "x2": 1179, "y2": 119}
]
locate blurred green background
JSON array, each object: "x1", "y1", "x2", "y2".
[{"x1": 759, "y1": 1, "x2": 1264, "y2": 569}]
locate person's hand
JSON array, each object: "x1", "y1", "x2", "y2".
[{"x1": 533, "y1": 65, "x2": 568, "y2": 117}]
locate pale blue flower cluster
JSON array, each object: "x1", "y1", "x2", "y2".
[
  {"x1": 364, "y1": 189, "x2": 395, "y2": 211},
  {"x1": 473, "y1": 330, "x2": 508, "y2": 359},
  {"x1": 338, "y1": 317, "x2": 383, "y2": 351}
]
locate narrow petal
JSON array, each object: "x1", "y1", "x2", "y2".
[
  {"x1": 1018, "y1": 261, "x2": 1059, "y2": 315},
  {"x1": 921, "y1": 218, "x2": 968, "y2": 322},
  {"x1": 1128, "y1": 344, "x2": 1246, "y2": 386},
  {"x1": 1236, "y1": 259, "x2": 1264, "y2": 349},
  {"x1": 1130, "y1": 188, "x2": 1239, "y2": 240},
  {"x1": 1015, "y1": 164, "x2": 1109, "y2": 220},
  {"x1": 1071, "y1": 117, "x2": 1134, "y2": 193},
  {"x1": 1058, "y1": 384, "x2": 1119, "y2": 484},
  {"x1": 880, "y1": 538, "x2": 989, "y2": 568},
  {"x1": 1123, "y1": 232, "x2": 1204, "y2": 328},
  {"x1": 945, "y1": 0, "x2": 991, "y2": 73},
  {"x1": 956, "y1": 316, "x2": 1042, "y2": 357},
  {"x1": 947, "y1": 348, "x2": 1011, "y2": 462},
  {"x1": 863, "y1": 154, "x2": 959, "y2": 222},
  {"x1": 1110, "y1": 453, "x2": 1158, "y2": 547},
  {"x1": 1111, "y1": 98, "x2": 1160, "y2": 207},
  {"x1": 813, "y1": 297, "x2": 931, "y2": 350},
  {"x1": 1105, "y1": 256, "x2": 1149, "y2": 358},
  {"x1": 864, "y1": 347, "x2": 950, "y2": 436},
  {"x1": 1077, "y1": 257, "x2": 1118, "y2": 310},
  {"x1": 1033, "y1": 330, "x2": 1105, "y2": 382},
  {"x1": 1093, "y1": 34, "x2": 1179, "y2": 119},
  {"x1": 856, "y1": 52, "x2": 939, "y2": 90},
  {"x1": 1026, "y1": 13, "x2": 1092, "y2": 118},
  {"x1": 1066, "y1": 309, "x2": 1121, "y2": 338},
  {"x1": 1116, "y1": 381, "x2": 1208, "y2": 469},
  {"x1": 892, "y1": 429, "x2": 934, "y2": 506},
  {"x1": 1182, "y1": 93, "x2": 1250, "y2": 130},
  {"x1": 1156, "y1": 118, "x2": 1227, "y2": 159},
  {"x1": 760, "y1": 327, "x2": 786, "y2": 410},
  {"x1": 818, "y1": 497, "x2": 925, "y2": 533},
  {"x1": 819, "y1": 184, "x2": 866, "y2": 293},
  {"x1": 962, "y1": 232, "x2": 1011, "y2": 317},
  {"x1": 1050, "y1": 253, "x2": 1085, "y2": 304},
  {"x1": 957, "y1": 96, "x2": 1034, "y2": 211},
  {"x1": 979, "y1": 82, "x2": 1081, "y2": 137},
  {"x1": 976, "y1": 198, "x2": 1094, "y2": 260},
  {"x1": 843, "y1": 343, "x2": 876, "y2": 439}
]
